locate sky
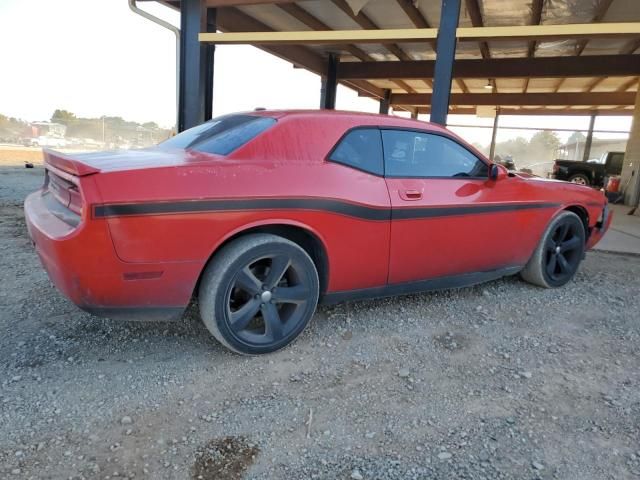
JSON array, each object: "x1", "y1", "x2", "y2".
[{"x1": 0, "y1": 0, "x2": 633, "y2": 147}]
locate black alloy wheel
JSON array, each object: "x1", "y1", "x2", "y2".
[
  {"x1": 520, "y1": 211, "x2": 586, "y2": 288},
  {"x1": 226, "y1": 253, "x2": 314, "y2": 346},
  {"x1": 543, "y1": 219, "x2": 584, "y2": 285},
  {"x1": 198, "y1": 234, "x2": 319, "y2": 355}
]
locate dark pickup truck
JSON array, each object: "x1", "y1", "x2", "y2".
[{"x1": 552, "y1": 151, "x2": 625, "y2": 187}]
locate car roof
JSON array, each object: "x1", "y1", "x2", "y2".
[{"x1": 245, "y1": 109, "x2": 451, "y2": 134}]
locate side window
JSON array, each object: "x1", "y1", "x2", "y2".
[
  {"x1": 328, "y1": 128, "x2": 384, "y2": 176},
  {"x1": 382, "y1": 130, "x2": 489, "y2": 178}
]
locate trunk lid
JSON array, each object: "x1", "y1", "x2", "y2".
[{"x1": 49, "y1": 147, "x2": 220, "y2": 174}]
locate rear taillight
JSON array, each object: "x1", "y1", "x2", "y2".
[
  {"x1": 67, "y1": 186, "x2": 83, "y2": 215},
  {"x1": 44, "y1": 165, "x2": 85, "y2": 222}
]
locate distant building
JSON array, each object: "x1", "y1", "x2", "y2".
[
  {"x1": 30, "y1": 121, "x2": 67, "y2": 138},
  {"x1": 558, "y1": 137, "x2": 628, "y2": 161}
]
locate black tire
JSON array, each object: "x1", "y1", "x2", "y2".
[
  {"x1": 198, "y1": 233, "x2": 319, "y2": 355},
  {"x1": 520, "y1": 211, "x2": 586, "y2": 288},
  {"x1": 568, "y1": 173, "x2": 590, "y2": 186}
]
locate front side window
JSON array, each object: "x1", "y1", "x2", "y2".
[
  {"x1": 382, "y1": 130, "x2": 488, "y2": 178},
  {"x1": 328, "y1": 128, "x2": 384, "y2": 176},
  {"x1": 159, "y1": 114, "x2": 276, "y2": 155}
]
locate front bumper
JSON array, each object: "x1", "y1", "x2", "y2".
[{"x1": 24, "y1": 191, "x2": 199, "y2": 321}]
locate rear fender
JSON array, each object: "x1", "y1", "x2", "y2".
[{"x1": 196, "y1": 218, "x2": 330, "y2": 293}]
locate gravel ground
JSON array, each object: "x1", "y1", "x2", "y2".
[{"x1": 1, "y1": 164, "x2": 639, "y2": 479}]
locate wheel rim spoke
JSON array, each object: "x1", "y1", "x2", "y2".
[
  {"x1": 561, "y1": 236, "x2": 580, "y2": 253},
  {"x1": 546, "y1": 254, "x2": 557, "y2": 277},
  {"x1": 272, "y1": 285, "x2": 309, "y2": 304},
  {"x1": 235, "y1": 267, "x2": 262, "y2": 295},
  {"x1": 229, "y1": 298, "x2": 261, "y2": 332},
  {"x1": 557, "y1": 223, "x2": 570, "y2": 242},
  {"x1": 557, "y1": 253, "x2": 570, "y2": 274},
  {"x1": 545, "y1": 238, "x2": 556, "y2": 252},
  {"x1": 264, "y1": 255, "x2": 291, "y2": 289},
  {"x1": 262, "y1": 303, "x2": 284, "y2": 340}
]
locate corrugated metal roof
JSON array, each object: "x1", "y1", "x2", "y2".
[{"x1": 173, "y1": 0, "x2": 640, "y2": 112}]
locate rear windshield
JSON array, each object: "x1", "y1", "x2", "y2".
[{"x1": 159, "y1": 114, "x2": 276, "y2": 155}]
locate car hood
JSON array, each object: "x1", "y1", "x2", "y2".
[{"x1": 512, "y1": 170, "x2": 607, "y2": 203}]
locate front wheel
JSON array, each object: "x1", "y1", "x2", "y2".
[
  {"x1": 520, "y1": 211, "x2": 586, "y2": 288},
  {"x1": 198, "y1": 234, "x2": 319, "y2": 355}
]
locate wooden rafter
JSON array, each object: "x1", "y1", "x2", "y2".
[
  {"x1": 215, "y1": 7, "x2": 384, "y2": 98},
  {"x1": 587, "y1": 77, "x2": 607, "y2": 92},
  {"x1": 523, "y1": 0, "x2": 544, "y2": 93},
  {"x1": 464, "y1": 0, "x2": 490, "y2": 59},
  {"x1": 277, "y1": 2, "x2": 417, "y2": 95},
  {"x1": 455, "y1": 78, "x2": 470, "y2": 93},
  {"x1": 207, "y1": 0, "x2": 294, "y2": 5},
  {"x1": 554, "y1": 0, "x2": 615, "y2": 93},
  {"x1": 621, "y1": 38, "x2": 640, "y2": 55},
  {"x1": 396, "y1": 0, "x2": 430, "y2": 30},
  {"x1": 395, "y1": 0, "x2": 436, "y2": 90},
  {"x1": 329, "y1": 0, "x2": 413, "y2": 61},
  {"x1": 575, "y1": 0, "x2": 615, "y2": 56},
  {"x1": 617, "y1": 77, "x2": 639, "y2": 92}
]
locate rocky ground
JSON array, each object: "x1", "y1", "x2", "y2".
[{"x1": 1, "y1": 164, "x2": 639, "y2": 479}]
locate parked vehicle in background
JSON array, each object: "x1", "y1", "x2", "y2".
[
  {"x1": 552, "y1": 151, "x2": 625, "y2": 187},
  {"x1": 25, "y1": 111, "x2": 611, "y2": 355}
]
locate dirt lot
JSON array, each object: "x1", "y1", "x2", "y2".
[
  {"x1": 1, "y1": 164, "x2": 639, "y2": 479},
  {"x1": 0, "y1": 146, "x2": 44, "y2": 167}
]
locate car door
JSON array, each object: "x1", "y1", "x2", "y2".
[{"x1": 382, "y1": 129, "x2": 543, "y2": 285}]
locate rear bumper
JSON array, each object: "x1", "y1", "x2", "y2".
[
  {"x1": 24, "y1": 191, "x2": 200, "y2": 321},
  {"x1": 586, "y1": 204, "x2": 612, "y2": 250}
]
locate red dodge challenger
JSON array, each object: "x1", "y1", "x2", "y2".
[{"x1": 25, "y1": 110, "x2": 612, "y2": 354}]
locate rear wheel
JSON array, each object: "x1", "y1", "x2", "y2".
[
  {"x1": 568, "y1": 173, "x2": 590, "y2": 186},
  {"x1": 520, "y1": 211, "x2": 586, "y2": 288},
  {"x1": 198, "y1": 234, "x2": 319, "y2": 355}
]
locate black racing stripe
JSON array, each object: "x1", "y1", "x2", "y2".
[
  {"x1": 94, "y1": 198, "x2": 391, "y2": 221},
  {"x1": 392, "y1": 202, "x2": 560, "y2": 220},
  {"x1": 94, "y1": 198, "x2": 560, "y2": 221}
]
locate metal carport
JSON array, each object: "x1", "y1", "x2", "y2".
[{"x1": 135, "y1": 0, "x2": 640, "y2": 206}]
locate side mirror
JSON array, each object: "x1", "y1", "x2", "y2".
[{"x1": 489, "y1": 163, "x2": 508, "y2": 181}]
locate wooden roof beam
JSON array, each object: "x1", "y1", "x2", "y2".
[
  {"x1": 199, "y1": 23, "x2": 640, "y2": 44},
  {"x1": 415, "y1": 107, "x2": 634, "y2": 116},
  {"x1": 339, "y1": 55, "x2": 640, "y2": 80},
  {"x1": 390, "y1": 92, "x2": 637, "y2": 106}
]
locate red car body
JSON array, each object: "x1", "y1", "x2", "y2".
[{"x1": 25, "y1": 110, "x2": 611, "y2": 321}]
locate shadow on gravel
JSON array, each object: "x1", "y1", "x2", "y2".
[{"x1": 192, "y1": 436, "x2": 260, "y2": 480}]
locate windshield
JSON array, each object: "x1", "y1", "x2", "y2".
[{"x1": 159, "y1": 114, "x2": 276, "y2": 155}]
